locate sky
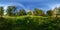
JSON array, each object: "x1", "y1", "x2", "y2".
[{"x1": 0, "y1": 0, "x2": 60, "y2": 13}]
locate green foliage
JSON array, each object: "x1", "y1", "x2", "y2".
[
  {"x1": 0, "y1": 17, "x2": 60, "y2": 30},
  {"x1": 0, "y1": 7, "x2": 4, "y2": 16},
  {"x1": 54, "y1": 7, "x2": 60, "y2": 16},
  {"x1": 27, "y1": 10, "x2": 32, "y2": 15},
  {"x1": 19, "y1": 9, "x2": 26, "y2": 16},
  {"x1": 47, "y1": 10, "x2": 54, "y2": 16},
  {"x1": 6, "y1": 6, "x2": 16, "y2": 16},
  {"x1": 33, "y1": 8, "x2": 44, "y2": 16}
]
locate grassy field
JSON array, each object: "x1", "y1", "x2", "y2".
[
  {"x1": 0, "y1": 16, "x2": 60, "y2": 30},
  {"x1": 2, "y1": 15, "x2": 49, "y2": 19}
]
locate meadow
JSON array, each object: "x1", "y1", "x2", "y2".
[
  {"x1": 0, "y1": 16, "x2": 60, "y2": 30},
  {"x1": 0, "y1": 0, "x2": 60, "y2": 30}
]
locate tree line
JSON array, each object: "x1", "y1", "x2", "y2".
[{"x1": 0, "y1": 6, "x2": 59, "y2": 17}]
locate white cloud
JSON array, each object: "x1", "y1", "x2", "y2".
[{"x1": 49, "y1": 4, "x2": 60, "y2": 10}]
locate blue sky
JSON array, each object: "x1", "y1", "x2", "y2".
[{"x1": 0, "y1": 0, "x2": 60, "y2": 13}]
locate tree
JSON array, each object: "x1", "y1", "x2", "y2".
[
  {"x1": 6, "y1": 6, "x2": 16, "y2": 16},
  {"x1": 27, "y1": 10, "x2": 32, "y2": 15},
  {"x1": 15, "y1": 12, "x2": 18, "y2": 16},
  {"x1": 19, "y1": 9, "x2": 26, "y2": 16},
  {"x1": 0, "y1": 7, "x2": 4, "y2": 17},
  {"x1": 33, "y1": 8, "x2": 44, "y2": 16},
  {"x1": 47, "y1": 10, "x2": 54, "y2": 16},
  {"x1": 39, "y1": 10, "x2": 44, "y2": 16},
  {"x1": 54, "y1": 7, "x2": 60, "y2": 17}
]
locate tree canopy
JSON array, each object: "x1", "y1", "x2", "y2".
[
  {"x1": 33, "y1": 8, "x2": 44, "y2": 16},
  {"x1": 0, "y1": 7, "x2": 4, "y2": 16},
  {"x1": 0, "y1": 6, "x2": 60, "y2": 17},
  {"x1": 19, "y1": 9, "x2": 26, "y2": 16},
  {"x1": 6, "y1": 6, "x2": 17, "y2": 16}
]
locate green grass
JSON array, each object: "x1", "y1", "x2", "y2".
[
  {"x1": 3, "y1": 15, "x2": 49, "y2": 19},
  {"x1": 0, "y1": 16, "x2": 59, "y2": 30}
]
